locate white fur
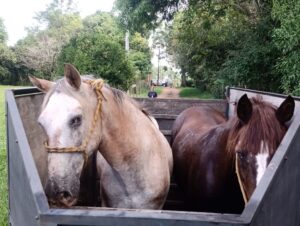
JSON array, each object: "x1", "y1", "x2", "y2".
[
  {"x1": 256, "y1": 142, "x2": 269, "y2": 186},
  {"x1": 39, "y1": 92, "x2": 82, "y2": 146}
]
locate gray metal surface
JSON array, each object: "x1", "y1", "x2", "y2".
[
  {"x1": 6, "y1": 90, "x2": 50, "y2": 226},
  {"x1": 6, "y1": 87, "x2": 300, "y2": 226}
]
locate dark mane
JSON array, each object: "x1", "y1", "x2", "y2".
[
  {"x1": 110, "y1": 87, "x2": 125, "y2": 104},
  {"x1": 227, "y1": 96, "x2": 287, "y2": 155}
]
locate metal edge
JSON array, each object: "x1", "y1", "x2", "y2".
[
  {"x1": 5, "y1": 89, "x2": 11, "y2": 225},
  {"x1": 135, "y1": 97, "x2": 227, "y2": 103},
  {"x1": 230, "y1": 87, "x2": 300, "y2": 101},
  {"x1": 5, "y1": 90, "x2": 50, "y2": 214},
  {"x1": 40, "y1": 208, "x2": 245, "y2": 225}
]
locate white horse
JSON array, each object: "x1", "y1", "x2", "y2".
[{"x1": 30, "y1": 64, "x2": 173, "y2": 209}]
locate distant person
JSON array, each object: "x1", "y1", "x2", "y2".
[{"x1": 148, "y1": 91, "x2": 158, "y2": 98}]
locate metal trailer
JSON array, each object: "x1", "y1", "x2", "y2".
[{"x1": 5, "y1": 87, "x2": 300, "y2": 226}]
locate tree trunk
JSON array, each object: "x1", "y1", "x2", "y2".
[{"x1": 181, "y1": 72, "x2": 187, "y2": 87}]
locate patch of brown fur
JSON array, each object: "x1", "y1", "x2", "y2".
[{"x1": 227, "y1": 96, "x2": 287, "y2": 156}]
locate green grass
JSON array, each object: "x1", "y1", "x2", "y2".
[
  {"x1": 179, "y1": 87, "x2": 214, "y2": 99},
  {"x1": 0, "y1": 85, "x2": 17, "y2": 226},
  {"x1": 132, "y1": 86, "x2": 163, "y2": 98}
]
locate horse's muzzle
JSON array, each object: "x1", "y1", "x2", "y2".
[{"x1": 45, "y1": 180, "x2": 78, "y2": 207}]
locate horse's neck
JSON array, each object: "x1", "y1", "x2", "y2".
[
  {"x1": 98, "y1": 90, "x2": 145, "y2": 170},
  {"x1": 207, "y1": 120, "x2": 235, "y2": 159}
]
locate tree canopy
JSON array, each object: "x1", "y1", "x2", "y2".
[
  {"x1": 58, "y1": 18, "x2": 134, "y2": 90},
  {"x1": 116, "y1": 0, "x2": 300, "y2": 96},
  {"x1": 0, "y1": 0, "x2": 151, "y2": 90}
]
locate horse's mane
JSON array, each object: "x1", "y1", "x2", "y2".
[
  {"x1": 44, "y1": 76, "x2": 151, "y2": 118},
  {"x1": 227, "y1": 96, "x2": 287, "y2": 156}
]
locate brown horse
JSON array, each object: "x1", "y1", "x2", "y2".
[
  {"x1": 171, "y1": 94, "x2": 294, "y2": 213},
  {"x1": 29, "y1": 64, "x2": 173, "y2": 209}
]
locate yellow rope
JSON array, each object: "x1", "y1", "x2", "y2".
[
  {"x1": 45, "y1": 79, "x2": 105, "y2": 165},
  {"x1": 235, "y1": 153, "x2": 248, "y2": 205}
]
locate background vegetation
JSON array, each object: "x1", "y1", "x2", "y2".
[
  {"x1": 0, "y1": 0, "x2": 152, "y2": 91},
  {"x1": 1, "y1": 0, "x2": 299, "y2": 96},
  {"x1": 179, "y1": 87, "x2": 214, "y2": 99},
  {"x1": 115, "y1": 0, "x2": 300, "y2": 97}
]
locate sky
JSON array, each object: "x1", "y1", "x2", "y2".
[{"x1": 0, "y1": 0, "x2": 115, "y2": 46}]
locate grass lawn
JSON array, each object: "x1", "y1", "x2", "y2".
[
  {"x1": 0, "y1": 85, "x2": 17, "y2": 226},
  {"x1": 179, "y1": 87, "x2": 214, "y2": 99},
  {"x1": 131, "y1": 86, "x2": 163, "y2": 98}
]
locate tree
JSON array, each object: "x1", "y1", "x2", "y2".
[
  {"x1": 0, "y1": 18, "x2": 18, "y2": 84},
  {"x1": 128, "y1": 32, "x2": 152, "y2": 80},
  {"x1": 0, "y1": 18, "x2": 7, "y2": 43},
  {"x1": 164, "y1": 1, "x2": 283, "y2": 96},
  {"x1": 15, "y1": 0, "x2": 82, "y2": 79},
  {"x1": 58, "y1": 12, "x2": 135, "y2": 90},
  {"x1": 114, "y1": 0, "x2": 181, "y2": 33},
  {"x1": 272, "y1": 0, "x2": 300, "y2": 95}
]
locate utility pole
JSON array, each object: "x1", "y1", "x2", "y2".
[
  {"x1": 157, "y1": 47, "x2": 160, "y2": 85},
  {"x1": 125, "y1": 30, "x2": 130, "y2": 52}
]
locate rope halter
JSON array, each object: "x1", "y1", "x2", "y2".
[
  {"x1": 235, "y1": 153, "x2": 248, "y2": 205},
  {"x1": 44, "y1": 79, "x2": 105, "y2": 166}
]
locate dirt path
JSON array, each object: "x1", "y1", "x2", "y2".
[{"x1": 158, "y1": 87, "x2": 180, "y2": 99}]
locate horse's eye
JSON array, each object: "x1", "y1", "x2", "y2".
[
  {"x1": 237, "y1": 151, "x2": 248, "y2": 161},
  {"x1": 69, "y1": 115, "x2": 82, "y2": 129}
]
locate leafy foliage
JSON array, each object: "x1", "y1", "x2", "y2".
[
  {"x1": 0, "y1": 18, "x2": 7, "y2": 43},
  {"x1": 58, "y1": 12, "x2": 135, "y2": 90},
  {"x1": 0, "y1": 18, "x2": 19, "y2": 84},
  {"x1": 15, "y1": 0, "x2": 82, "y2": 79},
  {"x1": 166, "y1": 1, "x2": 285, "y2": 97},
  {"x1": 272, "y1": 0, "x2": 300, "y2": 95},
  {"x1": 116, "y1": 0, "x2": 300, "y2": 96},
  {"x1": 128, "y1": 32, "x2": 152, "y2": 80},
  {"x1": 114, "y1": 0, "x2": 181, "y2": 33}
]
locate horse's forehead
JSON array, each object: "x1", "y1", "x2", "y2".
[{"x1": 40, "y1": 92, "x2": 81, "y2": 122}]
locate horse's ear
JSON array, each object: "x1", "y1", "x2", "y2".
[
  {"x1": 237, "y1": 94, "x2": 253, "y2": 124},
  {"x1": 276, "y1": 95, "x2": 295, "y2": 124},
  {"x1": 29, "y1": 76, "x2": 54, "y2": 93},
  {"x1": 64, "y1": 63, "x2": 81, "y2": 90}
]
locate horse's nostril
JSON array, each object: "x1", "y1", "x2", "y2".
[{"x1": 60, "y1": 191, "x2": 72, "y2": 200}]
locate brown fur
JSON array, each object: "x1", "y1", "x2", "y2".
[
  {"x1": 171, "y1": 95, "x2": 294, "y2": 213},
  {"x1": 227, "y1": 97, "x2": 287, "y2": 157}
]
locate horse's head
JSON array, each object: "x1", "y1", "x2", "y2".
[
  {"x1": 29, "y1": 64, "x2": 100, "y2": 207},
  {"x1": 229, "y1": 94, "x2": 295, "y2": 202}
]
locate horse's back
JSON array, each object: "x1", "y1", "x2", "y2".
[
  {"x1": 171, "y1": 106, "x2": 226, "y2": 145},
  {"x1": 171, "y1": 106, "x2": 243, "y2": 213}
]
